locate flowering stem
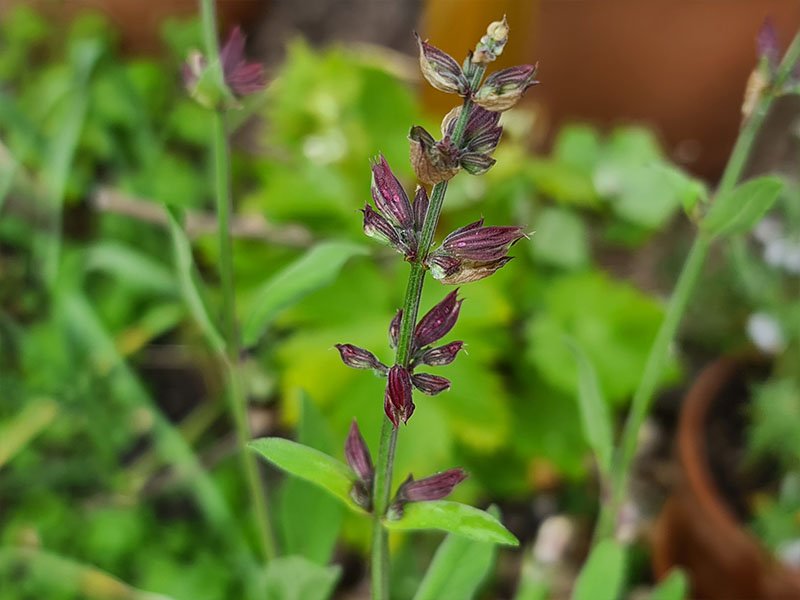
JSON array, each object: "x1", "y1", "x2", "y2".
[
  {"x1": 199, "y1": 0, "x2": 276, "y2": 562},
  {"x1": 370, "y1": 67, "x2": 485, "y2": 599},
  {"x1": 597, "y1": 30, "x2": 800, "y2": 541}
]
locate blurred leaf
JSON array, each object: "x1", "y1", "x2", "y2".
[
  {"x1": 384, "y1": 501, "x2": 518, "y2": 546},
  {"x1": 413, "y1": 505, "x2": 503, "y2": 600},
  {"x1": 0, "y1": 398, "x2": 58, "y2": 468},
  {"x1": 572, "y1": 539, "x2": 626, "y2": 600},
  {"x1": 249, "y1": 438, "x2": 362, "y2": 512},
  {"x1": 527, "y1": 159, "x2": 598, "y2": 207},
  {"x1": 532, "y1": 207, "x2": 589, "y2": 269},
  {"x1": 278, "y1": 392, "x2": 344, "y2": 564},
  {"x1": 702, "y1": 176, "x2": 783, "y2": 238},
  {"x1": 567, "y1": 339, "x2": 614, "y2": 477},
  {"x1": 553, "y1": 125, "x2": 601, "y2": 172},
  {"x1": 650, "y1": 569, "x2": 688, "y2": 600},
  {"x1": 83, "y1": 241, "x2": 176, "y2": 297},
  {"x1": 262, "y1": 556, "x2": 340, "y2": 600},
  {"x1": 242, "y1": 240, "x2": 368, "y2": 347},
  {"x1": 749, "y1": 378, "x2": 800, "y2": 468}
]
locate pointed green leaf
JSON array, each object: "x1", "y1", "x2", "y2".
[
  {"x1": 413, "y1": 505, "x2": 503, "y2": 600},
  {"x1": 384, "y1": 501, "x2": 518, "y2": 546},
  {"x1": 650, "y1": 569, "x2": 688, "y2": 600},
  {"x1": 572, "y1": 539, "x2": 626, "y2": 600},
  {"x1": 83, "y1": 241, "x2": 176, "y2": 297},
  {"x1": 263, "y1": 555, "x2": 340, "y2": 600},
  {"x1": 242, "y1": 241, "x2": 368, "y2": 347},
  {"x1": 567, "y1": 339, "x2": 614, "y2": 478},
  {"x1": 249, "y1": 437, "x2": 362, "y2": 512},
  {"x1": 702, "y1": 176, "x2": 783, "y2": 238}
]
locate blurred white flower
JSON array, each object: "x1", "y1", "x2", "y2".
[{"x1": 746, "y1": 312, "x2": 785, "y2": 354}]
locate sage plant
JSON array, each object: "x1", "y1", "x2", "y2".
[{"x1": 252, "y1": 17, "x2": 537, "y2": 597}]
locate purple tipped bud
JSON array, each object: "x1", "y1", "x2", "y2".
[
  {"x1": 460, "y1": 152, "x2": 496, "y2": 176},
  {"x1": 397, "y1": 468, "x2": 468, "y2": 502},
  {"x1": 335, "y1": 344, "x2": 388, "y2": 374},
  {"x1": 473, "y1": 16, "x2": 509, "y2": 65},
  {"x1": 473, "y1": 64, "x2": 539, "y2": 112},
  {"x1": 414, "y1": 290, "x2": 462, "y2": 349},
  {"x1": 389, "y1": 309, "x2": 403, "y2": 349},
  {"x1": 416, "y1": 341, "x2": 464, "y2": 367},
  {"x1": 362, "y1": 204, "x2": 410, "y2": 256},
  {"x1": 371, "y1": 155, "x2": 414, "y2": 230},
  {"x1": 220, "y1": 27, "x2": 266, "y2": 96},
  {"x1": 428, "y1": 255, "x2": 514, "y2": 285},
  {"x1": 413, "y1": 186, "x2": 430, "y2": 231},
  {"x1": 758, "y1": 18, "x2": 780, "y2": 70},
  {"x1": 385, "y1": 365, "x2": 415, "y2": 427},
  {"x1": 411, "y1": 373, "x2": 452, "y2": 396},
  {"x1": 409, "y1": 126, "x2": 461, "y2": 185},
  {"x1": 415, "y1": 33, "x2": 470, "y2": 96},
  {"x1": 442, "y1": 223, "x2": 527, "y2": 261},
  {"x1": 442, "y1": 106, "x2": 502, "y2": 156},
  {"x1": 345, "y1": 420, "x2": 374, "y2": 484}
]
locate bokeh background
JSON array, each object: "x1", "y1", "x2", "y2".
[{"x1": 1, "y1": 1, "x2": 800, "y2": 598}]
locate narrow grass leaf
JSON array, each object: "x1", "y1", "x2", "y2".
[
  {"x1": 0, "y1": 398, "x2": 58, "y2": 468},
  {"x1": 84, "y1": 241, "x2": 176, "y2": 297},
  {"x1": 242, "y1": 241, "x2": 368, "y2": 347},
  {"x1": 413, "y1": 505, "x2": 503, "y2": 600},
  {"x1": 250, "y1": 437, "x2": 361, "y2": 512},
  {"x1": 702, "y1": 176, "x2": 783, "y2": 238},
  {"x1": 384, "y1": 501, "x2": 518, "y2": 546},
  {"x1": 572, "y1": 539, "x2": 626, "y2": 600},
  {"x1": 567, "y1": 338, "x2": 614, "y2": 478}
]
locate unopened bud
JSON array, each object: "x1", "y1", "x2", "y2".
[
  {"x1": 385, "y1": 365, "x2": 415, "y2": 427},
  {"x1": 414, "y1": 290, "x2": 462, "y2": 349},
  {"x1": 411, "y1": 373, "x2": 452, "y2": 396},
  {"x1": 415, "y1": 341, "x2": 464, "y2": 367},
  {"x1": 473, "y1": 16, "x2": 509, "y2": 65},
  {"x1": 473, "y1": 64, "x2": 539, "y2": 112},
  {"x1": 335, "y1": 344, "x2": 388, "y2": 374},
  {"x1": 396, "y1": 468, "x2": 468, "y2": 503},
  {"x1": 415, "y1": 33, "x2": 470, "y2": 96}
]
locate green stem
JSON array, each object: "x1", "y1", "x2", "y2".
[
  {"x1": 200, "y1": 0, "x2": 276, "y2": 562},
  {"x1": 598, "y1": 30, "x2": 800, "y2": 540},
  {"x1": 370, "y1": 67, "x2": 485, "y2": 599}
]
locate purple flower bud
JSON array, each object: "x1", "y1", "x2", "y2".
[
  {"x1": 415, "y1": 33, "x2": 470, "y2": 96},
  {"x1": 473, "y1": 64, "x2": 539, "y2": 112},
  {"x1": 415, "y1": 341, "x2": 464, "y2": 367},
  {"x1": 397, "y1": 468, "x2": 468, "y2": 502},
  {"x1": 389, "y1": 309, "x2": 403, "y2": 349},
  {"x1": 220, "y1": 26, "x2": 266, "y2": 96},
  {"x1": 362, "y1": 204, "x2": 410, "y2": 256},
  {"x1": 472, "y1": 16, "x2": 509, "y2": 65},
  {"x1": 442, "y1": 106, "x2": 502, "y2": 156},
  {"x1": 371, "y1": 155, "x2": 414, "y2": 230},
  {"x1": 409, "y1": 126, "x2": 462, "y2": 185},
  {"x1": 411, "y1": 373, "x2": 452, "y2": 396},
  {"x1": 428, "y1": 255, "x2": 514, "y2": 285},
  {"x1": 345, "y1": 420, "x2": 374, "y2": 484},
  {"x1": 413, "y1": 186, "x2": 429, "y2": 231},
  {"x1": 335, "y1": 344, "x2": 388, "y2": 374},
  {"x1": 414, "y1": 290, "x2": 462, "y2": 349},
  {"x1": 426, "y1": 253, "x2": 461, "y2": 280},
  {"x1": 442, "y1": 222, "x2": 527, "y2": 261},
  {"x1": 385, "y1": 365, "x2": 415, "y2": 427},
  {"x1": 758, "y1": 18, "x2": 780, "y2": 70},
  {"x1": 460, "y1": 152, "x2": 496, "y2": 176}
]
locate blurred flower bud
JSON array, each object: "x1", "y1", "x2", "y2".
[
  {"x1": 758, "y1": 18, "x2": 780, "y2": 72},
  {"x1": 389, "y1": 309, "x2": 403, "y2": 349},
  {"x1": 442, "y1": 219, "x2": 527, "y2": 261},
  {"x1": 396, "y1": 468, "x2": 468, "y2": 503},
  {"x1": 472, "y1": 16, "x2": 509, "y2": 65},
  {"x1": 335, "y1": 343, "x2": 388, "y2": 374},
  {"x1": 415, "y1": 33, "x2": 470, "y2": 96},
  {"x1": 411, "y1": 373, "x2": 452, "y2": 395},
  {"x1": 371, "y1": 155, "x2": 414, "y2": 230},
  {"x1": 473, "y1": 64, "x2": 539, "y2": 112},
  {"x1": 414, "y1": 290, "x2": 462, "y2": 349},
  {"x1": 413, "y1": 186, "x2": 430, "y2": 231},
  {"x1": 345, "y1": 420, "x2": 374, "y2": 485},
  {"x1": 385, "y1": 365, "x2": 415, "y2": 427},
  {"x1": 415, "y1": 341, "x2": 464, "y2": 367},
  {"x1": 409, "y1": 126, "x2": 461, "y2": 185}
]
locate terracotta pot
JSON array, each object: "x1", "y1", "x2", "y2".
[{"x1": 653, "y1": 357, "x2": 800, "y2": 600}]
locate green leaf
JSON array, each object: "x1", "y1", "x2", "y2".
[
  {"x1": 413, "y1": 505, "x2": 503, "y2": 600},
  {"x1": 572, "y1": 539, "x2": 626, "y2": 600},
  {"x1": 165, "y1": 208, "x2": 225, "y2": 355},
  {"x1": 650, "y1": 569, "x2": 688, "y2": 600},
  {"x1": 242, "y1": 240, "x2": 368, "y2": 347},
  {"x1": 532, "y1": 207, "x2": 589, "y2": 269},
  {"x1": 278, "y1": 392, "x2": 344, "y2": 564},
  {"x1": 702, "y1": 176, "x2": 783, "y2": 237},
  {"x1": 567, "y1": 339, "x2": 614, "y2": 477},
  {"x1": 262, "y1": 556, "x2": 340, "y2": 600},
  {"x1": 384, "y1": 501, "x2": 518, "y2": 546},
  {"x1": 83, "y1": 241, "x2": 176, "y2": 297},
  {"x1": 0, "y1": 398, "x2": 58, "y2": 468},
  {"x1": 249, "y1": 437, "x2": 361, "y2": 512}
]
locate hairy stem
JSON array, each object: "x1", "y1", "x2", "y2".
[
  {"x1": 598, "y1": 30, "x2": 800, "y2": 541},
  {"x1": 199, "y1": 0, "x2": 276, "y2": 562},
  {"x1": 370, "y1": 68, "x2": 485, "y2": 599}
]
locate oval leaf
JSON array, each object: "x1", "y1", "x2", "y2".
[
  {"x1": 384, "y1": 501, "x2": 518, "y2": 546},
  {"x1": 572, "y1": 539, "x2": 626, "y2": 600},
  {"x1": 243, "y1": 241, "x2": 368, "y2": 347},
  {"x1": 651, "y1": 569, "x2": 688, "y2": 600},
  {"x1": 702, "y1": 176, "x2": 783, "y2": 238},
  {"x1": 249, "y1": 437, "x2": 361, "y2": 512},
  {"x1": 567, "y1": 338, "x2": 614, "y2": 478}
]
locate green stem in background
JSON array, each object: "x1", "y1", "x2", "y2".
[
  {"x1": 199, "y1": 0, "x2": 276, "y2": 562},
  {"x1": 599, "y1": 30, "x2": 800, "y2": 541},
  {"x1": 370, "y1": 68, "x2": 485, "y2": 600}
]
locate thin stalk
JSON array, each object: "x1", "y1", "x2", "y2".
[
  {"x1": 199, "y1": 0, "x2": 276, "y2": 562},
  {"x1": 370, "y1": 68, "x2": 485, "y2": 599},
  {"x1": 598, "y1": 30, "x2": 800, "y2": 540}
]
